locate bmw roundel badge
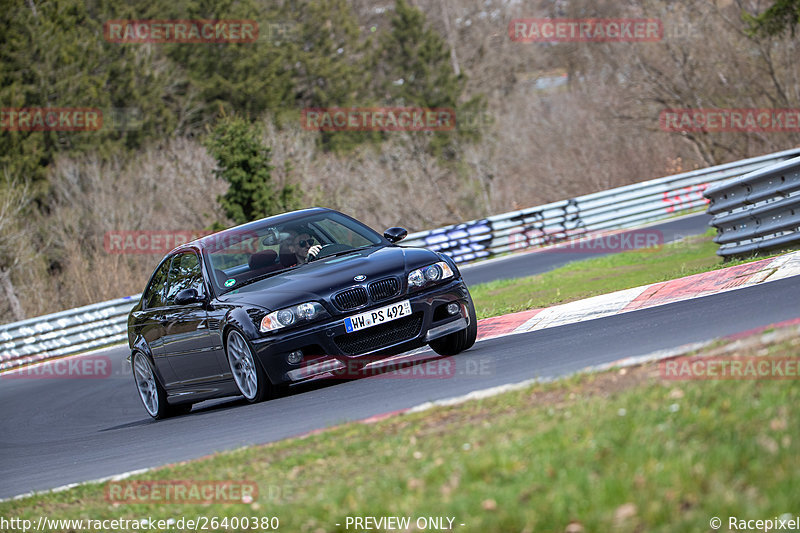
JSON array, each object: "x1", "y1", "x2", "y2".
[{"x1": 354, "y1": 274, "x2": 367, "y2": 282}]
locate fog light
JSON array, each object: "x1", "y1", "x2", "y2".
[
  {"x1": 446, "y1": 302, "x2": 460, "y2": 315},
  {"x1": 287, "y1": 350, "x2": 303, "y2": 365}
]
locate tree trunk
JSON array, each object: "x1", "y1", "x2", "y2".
[
  {"x1": 440, "y1": 0, "x2": 460, "y2": 77},
  {"x1": 0, "y1": 268, "x2": 25, "y2": 321}
]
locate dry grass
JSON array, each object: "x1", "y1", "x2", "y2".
[{"x1": 14, "y1": 138, "x2": 226, "y2": 317}]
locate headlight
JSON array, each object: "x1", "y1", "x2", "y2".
[
  {"x1": 260, "y1": 301, "x2": 327, "y2": 333},
  {"x1": 408, "y1": 261, "x2": 454, "y2": 289}
]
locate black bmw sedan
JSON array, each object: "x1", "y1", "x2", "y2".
[{"x1": 128, "y1": 208, "x2": 477, "y2": 419}]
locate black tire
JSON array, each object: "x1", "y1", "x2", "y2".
[
  {"x1": 429, "y1": 294, "x2": 478, "y2": 356},
  {"x1": 132, "y1": 352, "x2": 177, "y2": 420},
  {"x1": 225, "y1": 329, "x2": 272, "y2": 403}
]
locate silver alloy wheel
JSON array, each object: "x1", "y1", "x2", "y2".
[
  {"x1": 227, "y1": 330, "x2": 259, "y2": 400},
  {"x1": 133, "y1": 353, "x2": 159, "y2": 417}
]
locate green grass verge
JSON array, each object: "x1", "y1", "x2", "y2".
[
  {"x1": 469, "y1": 229, "x2": 784, "y2": 320},
  {"x1": 2, "y1": 326, "x2": 798, "y2": 532}
]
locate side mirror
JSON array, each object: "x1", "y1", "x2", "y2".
[
  {"x1": 384, "y1": 227, "x2": 408, "y2": 243},
  {"x1": 174, "y1": 288, "x2": 204, "y2": 306}
]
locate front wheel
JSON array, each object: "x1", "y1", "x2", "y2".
[
  {"x1": 429, "y1": 295, "x2": 478, "y2": 356},
  {"x1": 226, "y1": 329, "x2": 271, "y2": 403}
]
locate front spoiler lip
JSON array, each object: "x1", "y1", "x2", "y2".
[
  {"x1": 425, "y1": 317, "x2": 467, "y2": 341},
  {"x1": 286, "y1": 359, "x2": 347, "y2": 381}
]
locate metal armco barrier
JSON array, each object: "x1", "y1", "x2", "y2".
[
  {"x1": 2, "y1": 147, "x2": 800, "y2": 370},
  {"x1": 0, "y1": 295, "x2": 140, "y2": 370},
  {"x1": 402, "y1": 147, "x2": 800, "y2": 262},
  {"x1": 705, "y1": 155, "x2": 800, "y2": 257}
]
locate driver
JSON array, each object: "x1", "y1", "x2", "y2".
[{"x1": 281, "y1": 231, "x2": 323, "y2": 266}]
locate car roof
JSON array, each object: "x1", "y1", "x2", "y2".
[{"x1": 168, "y1": 207, "x2": 335, "y2": 255}]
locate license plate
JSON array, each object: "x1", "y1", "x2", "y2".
[{"x1": 343, "y1": 300, "x2": 412, "y2": 333}]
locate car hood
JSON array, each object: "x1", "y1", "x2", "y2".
[{"x1": 216, "y1": 245, "x2": 444, "y2": 311}]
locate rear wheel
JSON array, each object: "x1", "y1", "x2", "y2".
[
  {"x1": 132, "y1": 352, "x2": 180, "y2": 419},
  {"x1": 226, "y1": 329, "x2": 271, "y2": 403},
  {"x1": 429, "y1": 295, "x2": 478, "y2": 356}
]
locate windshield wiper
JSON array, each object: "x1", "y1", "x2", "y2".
[{"x1": 320, "y1": 244, "x2": 376, "y2": 260}]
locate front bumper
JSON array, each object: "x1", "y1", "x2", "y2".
[{"x1": 250, "y1": 279, "x2": 471, "y2": 385}]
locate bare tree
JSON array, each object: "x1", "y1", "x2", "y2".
[{"x1": 0, "y1": 173, "x2": 32, "y2": 321}]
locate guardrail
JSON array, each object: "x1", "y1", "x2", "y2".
[
  {"x1": 402, "y1": 147, "x2": 800, "y2": 262},
  {"x1": 2, "y1": 147, "x2": 799, "y2": 371},
  {"x1": 705, "y1": 156, "x2": 800, "y2": 258},
  {"x1": 0, "y1": 296, "x2": 139, "y2": 370}
]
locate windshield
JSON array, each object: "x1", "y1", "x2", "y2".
[{"x1": 205, "y1": 211, "x2": 384, "y2": 294}]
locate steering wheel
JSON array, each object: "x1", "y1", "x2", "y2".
[{"x1": 307, "y1": 243, "x2": 353, "y2": 261}]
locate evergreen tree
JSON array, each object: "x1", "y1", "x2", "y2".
[
  {"x1": 746, "y1": 0, "x2": 800, "y2": 36},
  {"x1": 205, "y1": 116, "x2": 300, "y2": 225},
  {"x1": 0, "y1": 0, "x2": 181, "y2": 200},
  {"x1": 290, "y1": 0, "x2": 377, "y2": 152},
  {"x1": 378, "y1": 0, "x2": 462, "y2": 109},
  {"x1": 373, "y1": 0, "x2": 485, "y2": 156}
]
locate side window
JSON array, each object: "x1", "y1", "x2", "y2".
[
  {"x1": 164, "y1": 252, "x2": 204, "y2": 305},
  {"x1": 144, "y1": 259, "x2": 171, "y2": 309}
]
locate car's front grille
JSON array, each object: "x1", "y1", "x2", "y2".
[
  {"x1": 334, "y1": 287, "x2": 368, "y2": 310},
  {"x1": 334, "y1": 313, "x2": 423, "y2": 355},
  {"x1": 368, "y1": 277, "x2": 400, "y2": 302}
]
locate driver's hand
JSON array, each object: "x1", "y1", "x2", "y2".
[{"x1": 306, "y1": 244, "x2": 323, "y2": 262}]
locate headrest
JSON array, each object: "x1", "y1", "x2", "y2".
[
  {"x1": 248, "y1": 250, "x2": 278, "y2": 270},
  {"x1": 279, "y1": 251, "x2": 297, "y2": 267}
]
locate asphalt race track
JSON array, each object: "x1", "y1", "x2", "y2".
[
  {"x1": 2, "y1": 212, "x2": 796, "y2": 500},
  {"x1": 2, "y1": 276, "x2": 799, "y2": 499}
]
